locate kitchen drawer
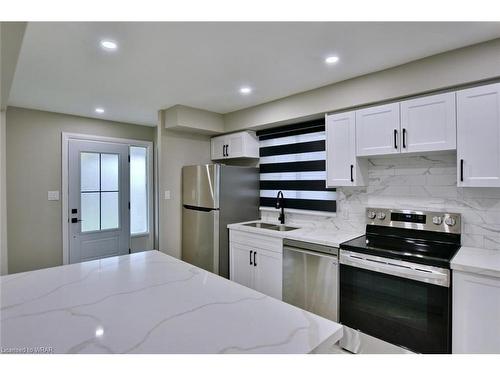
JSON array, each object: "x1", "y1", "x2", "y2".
[{"x1": 229, "y1": 229, "x2": 282, "y2": 254}]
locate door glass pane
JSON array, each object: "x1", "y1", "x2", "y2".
[
  {"x1": 130, "y1": 146, "x2": 148, "y2": 234},
  {"x1": 81, "y1": 192, "x2": 100, "y2": 232},
  {"x1": 101, "y1": 153, "x2": 119, "y2": 191},
  {"x1": 81, "y1": 153, "x2": 100, "y2": 191},
  {"x1": 101, "y1": 192, "x2": 119, "y2": 230}
]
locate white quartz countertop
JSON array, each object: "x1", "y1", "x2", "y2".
[
  {"x1": 451, "y1": 246, "x2": 500, "y2": 278},
  {"x1": 0, "y1": 251, "x2": 342, "y2": 354},
  {"x1": 227, "y1": 220, "x2": 363, "y2": 248}
]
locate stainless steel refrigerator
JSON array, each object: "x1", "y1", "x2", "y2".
[{"x1": 182, "y1": 164, "x2": 259, "y2": 278}]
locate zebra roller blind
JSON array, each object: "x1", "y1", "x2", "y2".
[{"x1": 257, "y1": 120, "x2": 336, "y2": 212}]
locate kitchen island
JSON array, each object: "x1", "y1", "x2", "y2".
[{"x1": 0, "y1": 250, "x2": 342, "y2": 354}]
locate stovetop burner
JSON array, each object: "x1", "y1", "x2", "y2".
[{"x1": 340, "y1": 208, "x2": 462, "y2": 268}]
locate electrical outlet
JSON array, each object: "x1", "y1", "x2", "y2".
[
  {"x1": 164, "y1": 190, "x2": 171, "y2": 200},
  {"x1": 48, "y1": 191, "x2": 60, "y2": 201}
]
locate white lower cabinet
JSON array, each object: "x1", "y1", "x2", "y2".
[
  {"x1": 253, "y1": 249, "x2": 282, "y2": 300},
  {"x1": 230, "y1": 242, "x2": 254, "y2": 289},
  {"x1": 453, "y1": 270, "x2": 500, "y2": 353},
  {"x1": 229, "y1": 229, "x2": 283, "y2": 300}
]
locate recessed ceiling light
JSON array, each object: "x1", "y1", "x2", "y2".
[
  {"x1": 95, "y1": 107, "x2": 105, "y2": 114},
  {"x1": 239, "y1": 87, "x2": 252, "y2": 95},
  {"x1": 100, "y1": 40, "x2": 118, "y2": 51},
  {"x1": 95, "y1": 327, "x2": 104, "y2": 338},
  {"x1": 325, "y1": 56, "x2": 339, "y2": 64}
]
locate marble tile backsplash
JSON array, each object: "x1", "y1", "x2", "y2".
[{"x1": 261, "y1": 151, "x2": 500, "y2": 250}]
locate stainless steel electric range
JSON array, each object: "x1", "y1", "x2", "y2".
[{"x1": 339, "y1": 208, "x2": 461, "y2": 354}]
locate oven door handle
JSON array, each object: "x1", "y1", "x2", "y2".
[{"x1": 340, "y1": 250, "x2": 450, "y2": 287}]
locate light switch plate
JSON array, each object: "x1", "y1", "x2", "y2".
[
  {"x1": 48, "y1": 191, "x2": 60, "y2": 201},
  {"x1": 164, "y1": 190, "x2": 171, "y2": 200}
]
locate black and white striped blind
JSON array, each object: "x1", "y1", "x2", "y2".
[{"x1": 257, "y1": 120, "x2": 337, "y2": 212}]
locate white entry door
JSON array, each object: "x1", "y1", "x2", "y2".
[{"x1": 69, "y1": 140, "x2": 130, "y2": 263}]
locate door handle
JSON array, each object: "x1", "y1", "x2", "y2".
[
  {"x1": 71, "y1": 218, "x2": 83, "y2": 223},
  {"x1": 226, "y1": 144, "x2": 229, "y2": 157},
  {"x1": 460, "y1": 159, "x2": 464, "y2": 182},
  {"x1": 350, "y1": 164, "x2": 354, "y2": 182},
  {"x1": 253, "y1": 251, "x2": 257, "y2": 267},
  {"x1": 402, "y1": 128, "x2": 407, "y2": 148},
  {"x1": 394, "y1": 129, "x2": 398, "y2": 149},
  {"x1": 249, "y1": 250, "x2": 253, "y2": 265},
  {"x1": 222, "y1": 144, "x2": 226, "y2": 157}
]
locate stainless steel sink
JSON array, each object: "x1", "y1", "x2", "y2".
[
  {"x1": 243, "y1": 222, "x2": 278, "y2": 229},
  {"x1": 243, "y1": 222, "x2": 299, "y2": 231},
  {"x1": 275, "y1": 224, "x2": 299, "y2": 231}
]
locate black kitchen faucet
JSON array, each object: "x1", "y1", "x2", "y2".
[{"x1": 276, "y1": 190, "x2": 285, "y2": 224}]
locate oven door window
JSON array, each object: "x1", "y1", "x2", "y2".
[{"x1": 340, "y1": 264, "x2": 450, "y2": 353}]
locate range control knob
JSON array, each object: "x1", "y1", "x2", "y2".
[
  {"x1": 367, "y1": 211, "x2": 376, "y2": 219},
  {"x1": 432, "y1": 216, "x2": 443, "y2": 225},
  {"x1": 445, "y1": 217, "x2": 457, "y2": 226},
  {"x1": 377, "y1": 212, "x2": 386, "y2": 220}
]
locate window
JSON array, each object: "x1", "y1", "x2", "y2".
[
  {"x1": 257, "y1": 120, "x2": 336, "y2": 212},
  {"x1": 130, "y1": 146, "x2": 148, "y2": 235},
  {"x1": 80, "y1": 152, "x2": 120, "y2": 232}
]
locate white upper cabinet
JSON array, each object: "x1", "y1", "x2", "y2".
[
  {"x1": 326, "y1": 111, "x2": 367, "y2": 187},
  {"x1": 400, "y1": 92, "x2": 457, "y2": 153},
  {"x1": 211, "y1": 131, "x2": 259, "y2": 160},
  {"x1": 457, "y1": 83, "x2": 500, "y2": 187},
  {"x1": 210, "y1": 136, "x2": 226, "y2": 160},
  {"x1": 356, "y1": 103, "x2": 401, "y2": 156}
]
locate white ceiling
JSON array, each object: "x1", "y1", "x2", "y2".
[{"x1": 9, "y1": 22, "x2": 500, "y2": 126}]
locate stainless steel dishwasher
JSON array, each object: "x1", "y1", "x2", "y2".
[{"x1": 282, "y1": 239, "x2": 339, "y2": 322}]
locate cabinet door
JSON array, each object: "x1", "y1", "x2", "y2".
[
  {"x1": 253, "y1": 248, "x2": 282, "y2": 300},
  {"x1": 356, "y1": 103, "x2": 400, "y2": 156},
  {"x1": 241, "y1": 132, "x2": 260, "y2": 158},
  {"x1": 211, "y1": 136, "x2": 226, "y2": 160},
  {"x1": 226, "y1": 133, "x2": 244, "y2": 158},
  {"x1": 229, "y1": 242, "x2": 253, "y2": 289},
  {"x1": 401, "y1": 92, "x2": 456, "y2": 153},
  {"x1": 457, "y1": 83, "x2": 500, "y2": 187},
  {"x1": 326, "y1": 111, "x2": 365, "y2": 187},
  {"x1": 453, "y1": 271, "x2": 500, "y2": 353}
]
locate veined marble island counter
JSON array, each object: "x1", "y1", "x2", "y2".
[{"x1": 1, "y1": 251, "x2": 342, "y2": 354}]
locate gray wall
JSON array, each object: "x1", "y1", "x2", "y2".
[
  {"x1": 224, "y1": 38, "x2": 500, "y2": 131},
  {"x1": 6, "y1": 107, "x2": 156, "y2": 273},
  {"x1": 157, "y1": 111, "x2": 212, "y2": 259},
  {"x1": 1, "y1": 22, "x2": 27, "y2": 110},
  {"x1": 0, "y1": 110, "x2": 7, "y2": 275}
]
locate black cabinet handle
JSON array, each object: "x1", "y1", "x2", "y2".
[
  {"x1": 350, "y1": 164, "x2": 354, "y2": 182},
  {"x1": 223, "y1": 145, "x2": 227, "y2": 157},
  {"x1": 249, "y1": 250, "x2": 253, "y2": 265},
  {"x1": 394, "y1": 129, "x2": 398, "y2": 149},
  {"x1": 402, "y1": 128, "x2": 407, "y2": 149},
  {"x1": 226, "y1": 144, "x2": 229, "y2": 157},
  {"x1": 253, "y1": 251, "x2": 257, "y2": 267},
  {"x1": 460, "y1": 159, "x2": 464, "y2": 182}
]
